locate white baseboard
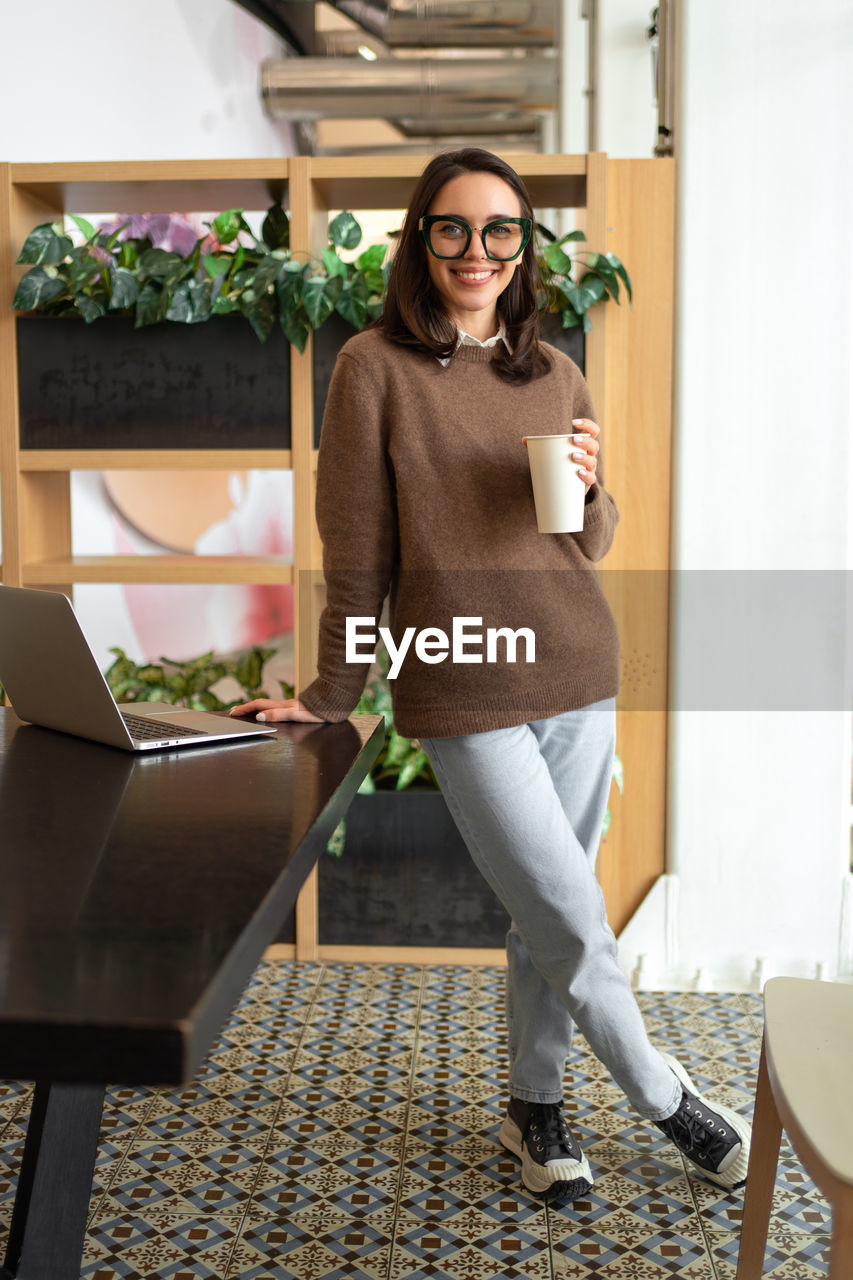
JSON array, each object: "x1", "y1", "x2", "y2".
[{"x1": 617, "y1": 873, "x2": 853, "y2": 993}]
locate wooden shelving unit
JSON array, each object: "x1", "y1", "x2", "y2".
[
  {"x1": 0, "y1": 160, "x2": 293, "y2": 601},
  {"x1": 18, "y1": 450, "x2": 292, "y2": 470},
  {"x1": 0, "y1": 154, "x2": 675, "y2": 964}
]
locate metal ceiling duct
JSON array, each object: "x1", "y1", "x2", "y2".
[
  {"x1": 313, "y1": 132, "x2": 542, "y2": 154},
  {"x1": 330, "y1": 0, "x2": 556, "y2": 48},
  {"x1": 234, "y1": 0, "x2": 556, "y2": 50},
  {"x1": 394, "y1": 112, "x2": 541, "y2": 137},
  {"x1": 260, "y1": 54, "x2": 556, "y2": 122}
]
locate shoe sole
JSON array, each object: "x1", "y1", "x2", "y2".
[
  {"x1": 498, "y1": 1115, "x2": 594, "y2": 1197},
  {"x1": 661, "y1": 1053, "x2": 752, "y2": 1189}
]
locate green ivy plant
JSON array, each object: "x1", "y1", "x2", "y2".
[
  {"x1": 13, "y1": 207, "x2": 629, "y2": 346},
  {"x1": 101, "y1": 638, "x2": 432, "y2": 784},
  {"x1": 12, "y1": 207, "x2": 388, "y2": 352},
  {"x1": 536, "y1": 223, "x2": 632, "y2": 332},
  {"x1": 350, "y1": 651, "x2": 438, "y2": 796},
  {"x1": 104, "y1": 644, "x2": 293, "y2": 711}
]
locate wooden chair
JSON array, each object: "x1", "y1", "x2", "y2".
[{"x1": 737, "y1": 977, "x2": 853, "y2": 1279}]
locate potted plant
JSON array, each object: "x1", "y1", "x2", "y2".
[
  {"x1": 12, "y1": 206, "x2": 388, "y2": 450},
  {"x1": 12, "y1": 206, "x2": 388, "y2": 344},
  {"x1": 102, "y1": 642, "x2": 287, "y2": 711},
  {"x1": 537, "y1": 223, "x2": 632, "y2": 333},
  {"x1": 13, "y1": 208, "x2": 627, "y2": 338},
  {"x1": 318, "y1": 651, "x2": 623, "y2": 949},
  {"x1": 12, "y1": 208, "x2": 628, "y2": 448},
  {"x1": 316, "y1": 654, "x2": 505, "y2": 947},
  {"x1": 535, "y1": 222, "x2": 632, "y2": 367}
]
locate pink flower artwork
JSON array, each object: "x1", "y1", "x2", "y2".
[{"x1": 111, "y1": 471, "x2": 293, "y2": 662}]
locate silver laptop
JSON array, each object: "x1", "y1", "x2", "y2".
[{"x1": 0, "y1": 585, "x2": 277, "y2": 751}]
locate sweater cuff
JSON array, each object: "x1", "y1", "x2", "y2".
[
  {"x1": 582, "y1": 483, "x2": 606, "y2": 518},
  {"x1": 298, "y1": 676, "x2": 363, "y2": 723}
]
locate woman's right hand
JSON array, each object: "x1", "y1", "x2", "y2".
[{"x1": 229, "y1": 698, "x2": 324, "y2": 724}]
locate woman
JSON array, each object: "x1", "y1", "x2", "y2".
[{"x1": 232, "y1": 148, "x2": 752, "y2": 1199}]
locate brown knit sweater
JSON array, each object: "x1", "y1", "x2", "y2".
[{"x1": 298, "y1": 327, "x2": 620, "y2": 737}]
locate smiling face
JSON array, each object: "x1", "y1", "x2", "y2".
[{"x1": 424, "y1": 170, "x2": 524, "y2": 342}]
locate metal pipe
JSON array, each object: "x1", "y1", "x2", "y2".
[
  {"x1": 583, "y1": 0, "x2": 598, "y2": 152},
  {"x1": 652, "y1": 0, "x2": 676, "y2": 157},
  {"x1": 260, "y1": 54, "x2": 557, "y2": 121},
  {"x1": 314, "y1": 30, "x2": 391, "y2": 57}
]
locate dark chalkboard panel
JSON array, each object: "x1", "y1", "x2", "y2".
[
  {"x1": 318, "y1": 790, "x2": 510, "y2": 948},
  {"x1": 16, "y1": 309, "x2": 582, "y2": 453},
  {"x1": 311, "y1": 311, "x2": 584, "y2": 448},
  {"x1": 17, "y1": 315, "x2": 291, "y2": 450},
  {"x1": 312, "y1": 312, "x2": 360, "y2": 447},
  {"x1": 538, "y1": 311, "x2": 586, "y2": 372}
]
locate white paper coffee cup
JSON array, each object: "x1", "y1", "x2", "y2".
[{"x1": 523, "y1": 433, "x2": 586, "y2": 533}]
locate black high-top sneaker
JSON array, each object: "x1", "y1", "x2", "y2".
[
  {"x1": 654, "y1": 1053, "x2": 752, "y2": 1189},
  {"x1": 498, "y1": 1097, "x2": 593, "y2": 1197}
]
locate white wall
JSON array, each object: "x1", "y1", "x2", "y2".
[
  {"x1": 0, "y1": 0, "x2": 297, "y2": 668},
  {"x1": 610, "y1": 0, "x2": 853, "y2": 988},
  {"x1": 0, "y1": 0, "x2": 295, "y2": 160},
  {"x1": 596, "y1": 0, "x2": 658, "y2": 157},
  {"x1": 559, "y1": 0, "x2": 657, "y2": 160}
]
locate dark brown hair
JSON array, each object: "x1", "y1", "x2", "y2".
[{"x1": 378, "y1": 148, "x2": 550, "y2": 385}]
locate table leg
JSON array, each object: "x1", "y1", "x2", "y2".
[{"x1": 2, "y1": 1080, "x2": 105, "y2": 1280}]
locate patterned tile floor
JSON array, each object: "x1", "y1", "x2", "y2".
[{"x1": 0, "y1": 962, "x2": 832, "y2": 1279}]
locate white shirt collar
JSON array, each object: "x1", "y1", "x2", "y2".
[{"x1": 437, "y1": 322, "x2": 509, "y2": 367}]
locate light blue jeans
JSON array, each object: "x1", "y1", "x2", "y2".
[{"x1": 420, "y1": 699, "x2": 680, "y2": 1120}]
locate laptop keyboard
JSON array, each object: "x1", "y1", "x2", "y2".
[{"x1": 122, "y1": 712, "x2": 208, "y2": 741}]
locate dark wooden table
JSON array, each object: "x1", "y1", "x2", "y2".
[{"x1": 0, "y1": 708, "x2": 383, "y2": 1280}]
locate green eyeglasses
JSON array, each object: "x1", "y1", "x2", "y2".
[{"x1": 419, "y1": 215, "x2": 532, "y2": 262}]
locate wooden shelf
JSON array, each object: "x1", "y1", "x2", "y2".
[
  {"x1": 0, "y1": 152, "x2": 675, "y2": 961},
  {"x1": 22, "y1": 556, "x2": 293, "y2": 586},
  {"x1": 19, "y1": 450, "x2": 292, "y2": 472},
  {"x1": 8, "y1": 159, "x2": 289, "y2": 215},
  {"x1": 307, "y1": 152, "x2": 588, "y2": 211}
]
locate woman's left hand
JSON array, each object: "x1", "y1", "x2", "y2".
[{"x1": 570, "y1": 418, "x2": 600, "y2": 492}]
